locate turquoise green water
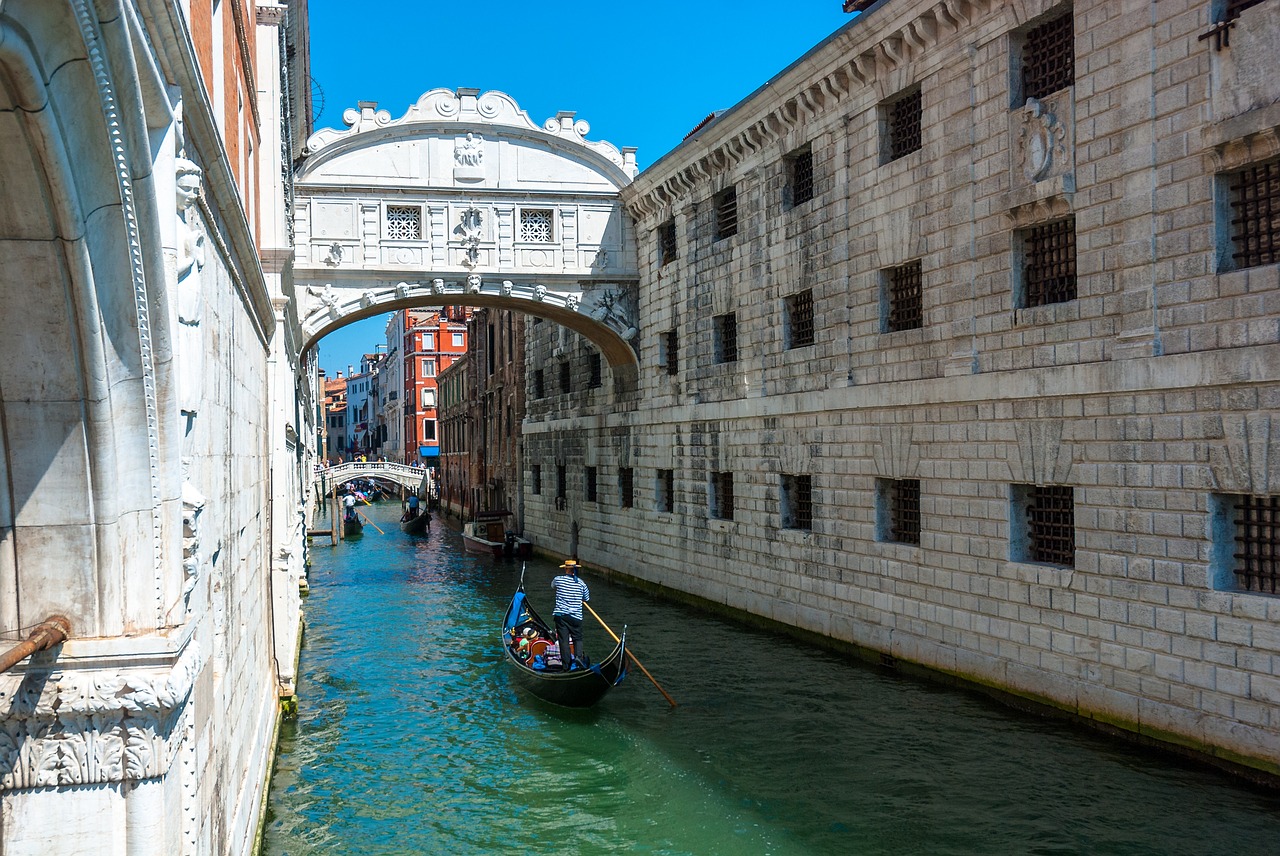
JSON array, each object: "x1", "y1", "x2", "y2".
[{"x1": 264, "y1": 502, "x2": 1280, "y2": 855}]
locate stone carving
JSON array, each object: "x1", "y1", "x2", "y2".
[
  {"x1": 432, "y1": 278, "x2": 447, "y2": 294},
  {"x1": 533, "y1": 285, "x2": 547, "y2": 302},
  {"x1": 467, "y1": 274, "x2": 482, "y2": 294},
  {"x1": 594, "y1": 248, "x2": 609, "y2": 269},
  {"x1": 175, "y1": 460, "x2": 205, "y2": 623},
  {"x1": 360, "y1": 290, "x2": 376, "y2": 308},
  {"x1": 565, "y1": 293, "x2": 581, "y2": 312},
  {"x1": 395, "y1": 281, "x2": 411, "y2": 299},
  {"x1": 502, "y1": 280, "x2": 514, "y2": 296},
  {"x1": 455, "y1": 133, "x2": 483, "y2": 167},
  {"x1": 306, "y1": 285, "x2": 342, "y2": 320},
  {"x1": 323, "y1": 242, "x2": 344, "y2": 266},
  {"x1": 1016, "y1": 97, "x2": 1068, "y2": 183},
  {"x1": 175, "y1": 158, "x2": 205, "y2": 417},
  {"x1": 588, "y1": 286, "x2": 637, "y2": 340},
  {"x1": 458, "y1": 207, "x2": 483, "y2": 267}
]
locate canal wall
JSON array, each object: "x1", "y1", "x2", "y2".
[{"x1": 522, "y1": 0, "x2": 1280, "y2": 778}]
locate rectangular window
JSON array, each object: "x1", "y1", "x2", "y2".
[
  {"x1": 452, "y1": 332, "x2": 465, "y2": 347},
  {"x1": 519, "y1": 208, "x2": 555, "y2": 243},
  {"x1": 586, "y1": 466, "x2": 598, "y2": 503},
  {"x1": 556, "y1": 465, "x2": 566, "y2": 501},
  {"x1": 1019, "y1": 219, "x2": 1077, "y2": 307},
  {"x1": 620, "y1": 467, "x2": 634, "y2": 508},
  {"x1": 421, "y1": 388, "x2": 436, "y2": 408},
  {"x1": 533, "y1": 369, "x2": 545, "y2": 399},
  {"x1": 781, "y1": 474, "x2": 813, "y2": 530},
  {"x1": 710, "y1": 471, "x2": 735, "y2": 521},
  {"x1": 657, "y1": 469, "x2": 674, "y2": 513},
  {"x1": 714, "y1": 313, "x2": 738, "y2": 364},
  {"x1": 1227, "y1": 159, "x2": 1280, "y2": 270},
  {"x1": 786, "y1": 289, "x2": 815, "y2": 348},
  {"x1": 422, "y1": 419, "x2": 435, "y2": 441},
  {"x1": 787, "y1": 147, "x2": 814, "y2": 208},
  {"x1": 884, "y1": 261, "x2": 924, "y2": 332},
  {"x1": 423, "y1": 332, "x2": 435, "y2": 350},
  {"x1": 559, "y1": 361, "x2": 571, "y2": 394},
  {"x1": 532, "y1": 464, "x2": 542, "y2": 495},
  {"x1": 884, "y1": 88, "x2": 923, "y2": 162},
  {"x1": 662, "y1": 329, "x2": 679, "y2": 375},
  {"x1": 1227, "y1": 495, "x2": 1280, "y2": 593},
  {"x1": 1021, "y1": 10, "x2": 1075, "y2": 101},
  {"x1": 1014, "y1": 484, "x2": 1075, "y2": 566},
  {"x1": 714, "y1": 187, "x2": 738, "y2": 241},
  {"x1": 386, "y1": 205, "x2": 422, "y2": 240},
  {"x1": 422, "y1": 359, "x2": 437, "y2": 377},
  {"x1": 659, "y1": 219, "x2": 678, "y2": 266},
  {"x1": 588, "y1": 353, "x2": 602, "y2": 389},
  {"x1": 877, "y1": 478, "x2": 921, "y2": 545}
]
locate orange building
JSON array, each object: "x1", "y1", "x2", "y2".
[{"x1": 402, "y1": 308, "x2": 469, "y2": 465}]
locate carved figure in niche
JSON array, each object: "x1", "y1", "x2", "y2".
[
  {"x1": 455, "y1": 133, "x2": 484, "y2": 168},
  {"x1": 175, "y1": 158, "x2": 205, "y2": 418}
]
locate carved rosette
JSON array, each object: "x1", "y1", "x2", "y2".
[{"x1": 0, "y1": 644, "x2": 200, "y2": 789}]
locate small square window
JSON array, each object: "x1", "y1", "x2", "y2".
[
  {"x1": 520, "y1": 208, "x2": 555, "y2": 243},
  {"x1": 714, "y1": 187, "x2": 738, "y2": 241},
  {"x1": 559, "y1": 361, "x2": 571, "y2": 394},
  {"x1": 657, "y1": 469, "x2": 675, "y2": 513},
  {"x1": 620, "y1": 468, "x2": 634, "y2": 509},
  {"x1": 786, "y1": 147, "x2": 814, "y2": 208},
  {"x1": 586, "y1": 466, "x2": 598, "y2": 503},
  {"x1": 1020, "y1": 10, "x2": 1075, "y2": 102},
  {"x1": 1012, "y1": 484, "x2": 1074, "y2": 566},
  {"x1": 659, "y1": 219, "x2": 678, "y2": 266},
  {"x1": 531, "y1": 465, "x2": 542, "y2": 495},
  {"x1": 883, "y1": 261, "x2": 923, "y2": 332},
  {"x1": 386, "y1": 205, "x2": 422, "y2": 240},
  {"x1": 714, "y1": 313, "x2": 738, "y2": 364},
  {"x1": 786, "y1": 289, "x2": 815, "y2": 349},
  {"x1": 533, "y1": 369, "x2": 545, "y2": 399},
  {"x1": 1214, "y1": 494, "x2": 1280, "y2": 593},
  {"x1": 662, "y1": 329, "x2": 679, "y2": 375},
  {"x1": 710, "y1": 471, "x2": 734, "y2": 521},
  {"x1": 1225, "y1": 159, "x2": 1280, "y2": 271},
  {"x1": 877, "y1": 479, "x2": 921, "y2": 544},
  {"x1": 781, "y1": 474, "x2": 813, "y2": 530},
  {"x1": 1018, "y1": 219, "x2": 1077, "y2": 307},
  {"x1": 884, "y1": 88, "x2": 922, "y2": 162},
  {"x1": 588, "y1": 353, "x2": 602, "y2": 389}
]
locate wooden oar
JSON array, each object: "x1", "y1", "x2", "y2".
[
  {"x1": 583, "y1": 601, "x2": 677, "y2": 708},
  {"x1": 356, "y1": 508, "x2": 384, "y2": 534}
]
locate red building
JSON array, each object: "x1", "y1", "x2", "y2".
[{"x1": 402, "y1": 307, "x2": 469, "y2": 466}]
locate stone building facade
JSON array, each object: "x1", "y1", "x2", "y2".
[{"x1": 522, "y1": 0, "x2": 1280, "y2": 778}]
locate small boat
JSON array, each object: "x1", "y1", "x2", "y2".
[
  {"x1": 501, "y1": 583, "x2": 627, "y2": 708},
  {"x1": 462, "y1": 510, "x2": 531, "y2": 558},
  {"x1": 342, "y1": 509, "x2": 363, "y2": 538},
  {"x1": 399, "y1": 507, "x2": 429, "y2": 535}
]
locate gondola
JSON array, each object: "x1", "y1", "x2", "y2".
[
  {"x1": 501, "y1": 581, "x2": 627, "y2": 708},
  {"x1": 399, "y1": 507, "x2": 429, "y2": 535},
  {"x1": 342, "y1": 509, "x2": 363, "y2": 538}
]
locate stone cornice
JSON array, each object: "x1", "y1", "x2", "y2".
[{"x1": 622, "y1": 0, "x2": 999, "y2": 222}]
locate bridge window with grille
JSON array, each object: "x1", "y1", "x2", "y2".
[
  {"x1": 1018, "y1": 8, "x2": 1074, "y2": 103},
  {"x1": 532, "y1": 465, "x2": 542, "y2": 495},
  {"x1": 533, "y1": 369, "x2": 545, "y2": 399},
  {"x1": 1017, "y1": 219, "x2": 1077, "y2": 307},
  {"x1": 1012, "y1": 484, "x2": 1075, "y2": 566},
  {"x1": 620, "y1": 468, "x2": 634, "y2": 508},
  {"x1": 657, "y1": 469, "x2": 675, "y2": 513},
  {"x1": 588, "y1": 353, "x2": 602, "y2": 389},
  {"x1": 714, "y1": 313, "x2": 738, "y2": 363},
  {"x1": 882, "y1": 87, "x2": 922, "y2": 163},
  {"x1": 662, "y1": 329, "x2": 679, "y2": 375},
  {"x1": 877, "y1": 478, "x2": 921, "y2": 545},
  {"x1": 385, "y1": 204, "x2": 422, "y2": 240},
  {"x1": 1212, "y1": 494, "x2": 1280, "y2": 594},
  {"x1": 714, "y1": 187, "x2": 738, "y2": 241},
  {"x1": 559, "y1": 361, "x2": 571, "y2": 394},
  {"x1": 1221, "y1": 158, "x2": 1279, "y2": 271},
  {"x1": 785, "y1": 146, "x2": 814, "y2": 208},
  {"x1": 658, "y1": 219, "x2": 678, "y2": 266},
  {"x1": 883, "y1": 261, "x2": 923, "y2": 332},
  {"x1": 586, "y1": 467, "x2": 598, "y2": 502},
  {"x1": 519, "y1": 208, "x2": 555, "y2": 243},
  {"x1": 786, "y1": 289, "x2": 815, "y2": 348},
  {"x1": 781, "y1": 474, "x2": 813, "y2": 530},
  {"x1": 710, "y1": 471, "x2": 734, "y2": 521}
]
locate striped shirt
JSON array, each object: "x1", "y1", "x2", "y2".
[{"x1": 551, "y1": 574, "x2": 590, "y2": 619}]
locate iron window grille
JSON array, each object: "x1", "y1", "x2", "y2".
[
  {"x1": 559, "y1": 361, "x2": 571, "y2": 394},
  {"x1": 533, "y1": 369, "x2": 545, "y2": 399},
  {"x1": 885, "y1": 261, "x2": 924, "y2": 332},
  {"x1": 1228, "y1": 159, "x2": 1280, "y2": 270},
  {"x1": 586, "y1": 467, "x2": 598, "y2": 503},
  {"x1": 1021, "y1": 219, "x2": 1077, "y2": 307},
  {"x1": 620, "y1": 468, "x2": 635, "y2": 509},
  {"x1": 663, "y1": 329, "x2": 679, "y2": 375},
  {"x1": 786, "y1": 289, "x2": 815, "y2": 348},
  {"x1": 782, "y1": 474, "x2": 813, "y2": 530},
  {"x1": 1225, "y1": 0, "x2": 1268, "y2": 21},
  {"x1": 658, "y1": 469, "x2": 675, "y2": 513},
  {"x1": 531, "y1": 465, "x2": 542, "y2": 495},
  {"x1": 887, "y1": 479, "x2": 921, "y2": 544},
  {"x1": 519, "y1": 208, "x2": 555, "y2": 243},
  {"x1": 714, "y1": 313, "x2": 739, "y2": 363},
  {"x1": 1232, "y1": 495, "x2": 1279, "y2": 593},
  {"x1": 1025, "y1": 484, "x2": 1075, "y2": 566},
  {"x1": 788, "y1": 148, "x2": 814, "y2": 207},
  {"x1": 385, "y1": 205, "x2": 422, "y2": 240},
  {"x1": 711, "y1": 471, "x2": 735, "y2": 521},
  {"x1": 659, "y1": 219, "x2": 678, "y2": 266},
  {"x1": 1021, "y1": 10, "x2": 1075, "y2": 101},
  {"x1": 588, "y1": 353, "x2": 602, "y2": 389},
  {"x1": 886, "y1": 89, "x2": 923, "y2": 162},
  {"x1": 556, "y1": 465, "x2": 566, "y2": 501},
  {"x1": 714, "y1": 187, "x2": 738, "y2": 240}
]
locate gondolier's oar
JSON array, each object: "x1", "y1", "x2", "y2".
[
  {"x1": 583, "y1": 602, "x2": 676, "y2": 708},
  {"x1": 356, "y1": 508, "x2": 384, "y2": 534}
]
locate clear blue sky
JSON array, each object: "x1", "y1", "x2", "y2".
[{"x1": 306, "y1": 0, "x2": 856, "y2": 376}]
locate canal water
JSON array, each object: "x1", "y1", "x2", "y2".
[{"x1": 263, "y1": 502, "x2": 1280, "y2": 855}]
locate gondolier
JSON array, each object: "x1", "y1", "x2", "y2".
[{"x1": 552, "y1": 560, "x2": 590, "y2": 669}]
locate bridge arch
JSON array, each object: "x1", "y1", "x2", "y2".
[{"x1": 293, "y1": 89, "x2": 642, "y2": 367}]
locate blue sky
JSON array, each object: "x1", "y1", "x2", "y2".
[{"x1": 306, "y1": 0, "x2": 855, "y2": 376}]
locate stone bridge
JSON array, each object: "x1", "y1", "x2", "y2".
[
  {"x1": 313, "y1": 461, "x2": 427, "y2": 494},
  {"x1": 293, "y1": 89, "x2": 643, "y2": 367}
]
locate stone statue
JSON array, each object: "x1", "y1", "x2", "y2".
[
  {"x1": 175, "y1": 157, "x2": 205, "y2": 417},
  {"x1": 455, "y1": 133, "x2": 484, "y2": 168}
]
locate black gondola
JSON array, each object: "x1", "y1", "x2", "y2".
[
  {"x1": 501, "y1": 583, "x2": 627, "y2": 708},
  {"x1": 399, "y1": 507, "x2": 429, "y2": 535},
  {"x1": 342, "y1": 509, "x2": 363, "y2": 538}
]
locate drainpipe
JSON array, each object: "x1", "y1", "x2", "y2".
[{"x1": 0, "y1": 616, "x2": 71, "y2": 673}]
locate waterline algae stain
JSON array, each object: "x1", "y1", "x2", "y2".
[{"x1": 264, "y1": 503, "x2": 1280, "y2": 855}]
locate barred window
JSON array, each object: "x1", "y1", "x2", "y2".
[
  {"x1": 659, "y1": 219, "x2": 678, "y2": 266},
  {"x1": 1021, "y1": 10, "x2": 1074, "y2": 101},
  {"x1": 885, "y1": 89, "x2": 922, "y2": 162},
  {"x1": 1228, "y1": 159, "x2": 1280, "y2": 270},
  {"x1": 1224, "y1": 0, "x2": 1269, "y2": 21},
  {"x1": 531, "y1": 465, "x2": 542, "y2": 495},
  {"x1": 1015, "y1": 484, "x2": 1075, "y2": 567},
  {"x1": 884, "y1": 261, "x2": 923, "y2": 332},
  {"x1": 386, "y1": 205, "x2": 422, "y2": 240},
  {"x1": 556, "y1": 465, "x2": 566, "y2": 500},
  {"x1": 782, "y1": 474, "x2": 813, "y2": 530},
  {"x1": 711, "y1": 471, "x2": 734, "y2": 521},
  {"x1": 787, "y1": 147, "x2": 814, "y2": 208},
  {"x1": 533, "y1": 369, "x2": 545, "y2": 399},
  {"x1": 520, "y1": 208, "x2": 554, "y2": 243},
  {"x1": 620, "y1": 468, "x2": 634, "y2": 509},
  {"x1": 1230, "y1": 495, "x2": 1280, "y2": 593},
  {"x1": 1020, "y1": 219, "x2": 1077, "y2": 307},
  {"x1": 714, "y1": 187, "x2": 738, "y2": 241},
  {"x1": 559, "y1": 361, "x2": 571, "y2": 394},
  {"x1": 657, "y1": 469, "x2": 675, "y2": 513},
  {"x1": 588, "y1": 353, "x2": 602, "y2": 389},
  {"x1": 714, "y1": 313, "x2": 738, "y2": 363},
  {"x1": 878, "y1": 478, "x2": 920, "y2": 544},
  {"x1": 663, "y1": 329, "x2": 679, "y2": 375},
  {"x1": 586, "y1": 467, "x2": 598, "y2": 503},
  {"x1": 786, "y1": 289, "x2": 814, "y2": 348}
]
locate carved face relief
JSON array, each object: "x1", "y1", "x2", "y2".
[
  {"x1": 533, "y1": 285, "x2": 547, "y2": 302},
  {"x1": 467, "y1": 274, "x2": 482, "y2": 293}
]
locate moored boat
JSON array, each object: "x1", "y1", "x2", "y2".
[
  {"x1": 462, "y1": 510, "x2": 531, "y2": 557},
  {"x1": 501, "y1": 583, "x2": 627, "y2": 708}
]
